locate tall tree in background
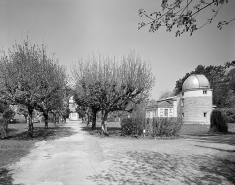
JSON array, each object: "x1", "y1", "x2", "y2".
[
  {"x1": 138, "y1": 0, "x2": 234, "y2": 36},
  {"x1": 72, "y1": 53, "x2": 155, "y2": 135},
  {"x1": 72, "y1": 62, "x2": 101, "y2": 129},
  {"x1": 158, "y1": 90, "x2": 174, "y2": 100}
]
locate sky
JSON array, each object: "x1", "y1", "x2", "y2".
[{"x1": 0, "y1": 0, "x2": 234, "y2": 100}]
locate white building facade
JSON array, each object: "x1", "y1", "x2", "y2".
[{"x1": 69, "y1": 96, "x2": 80, "y2": 121}]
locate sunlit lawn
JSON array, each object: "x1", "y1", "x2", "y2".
[{"x1": 84, "y1": 121, "x2": 235, "y2": 137}]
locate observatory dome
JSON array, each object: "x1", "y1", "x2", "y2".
[{"x1": 182, "y1": 74, "x2": 210, "y2": 91}]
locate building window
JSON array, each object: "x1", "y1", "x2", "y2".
[
  {"x1": 182, "y1": 113, "x2": 184, "y2": 118},
  {"x1": 204, "y1": 112, "x2": 207, "y2": 117},
  {"x1": 203, "y1": 90, "x2": 207, "y2": 94},
  {"x1": 164, "y1": 109, "x2": 168, "y2": 117}
]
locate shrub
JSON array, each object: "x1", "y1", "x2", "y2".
[
  {"x1": 146, "y1": 117, "x2": 183, "y2": 137},
  {"x1": 219, "y1": 108, "x2": 235, "y2": 123},
  {"x1": 121, "y1": 117, "x2": 182, "y2": 137},
  {"x1": 121, "y1": 117, "x2": 145, "y2": 136},
  {"x1": 209, "y1": 109, "x2": 228, "y2": 133}
]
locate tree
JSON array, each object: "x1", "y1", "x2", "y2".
[
  {"x1": 0, "y1": 40, "x2": 43, "y2": 137},
  {"x1": 138, "y1": 0, "x2": 234, "y2": 36},
  {"x1": 72, "y1": 58, "x2": 102, "y2": 129},
  {"x1": 0, "y1": 39, "x2": 66, "y2": 136},
  {"x1": 158, "y1": 90, "x2": 174, "y2": 100},
  {"x1": 72, "y1": 53, "x2": 155, "y2": 135},
  {"x1": 34, "y1": 54, "x2": 68, "y2": 128}
]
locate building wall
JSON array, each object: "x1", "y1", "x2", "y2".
[
  {"x1": 158, "y1": 108, "x2": 174, "y2": 117},
  {"x1": 182, "y1": 89, "x2": 212, "y2": 97},
  {"x1": 69, "y1": 112, "x2": 79, "y2": 120},
  {"x1": 181, "y1": 92, "x2": 212, "y2": 124}
]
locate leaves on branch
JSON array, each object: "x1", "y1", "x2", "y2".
[{"x1": 138, "y1": 0, "x2": 233, "y2": 36}]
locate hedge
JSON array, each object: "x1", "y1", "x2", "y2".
[{"x1": 121, "y1": 117, "x2": 182, "y2": 137}]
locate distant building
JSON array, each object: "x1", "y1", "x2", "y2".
[
  {"x1": 69, "y1": 96, "x2": 80, "y2": 120},
  {"x1": 146, "y1": 74, "x2": 213, "y2": 124},
  {"x1": 146, "y1": 96, "x2": 179, "y2": 118}
]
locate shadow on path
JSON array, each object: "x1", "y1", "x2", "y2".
[
  {"x1": 87, "y1": 151, "x2": 235, "y2": 185},
  {"x1": 6, "y1": 126, "x2": 77, "y2": 141},
  {"x1": 183, "y1": 132, "x2": 235, "y2": 146},
  {"x1": 0, "y1": 168, "x2": 23, "y2": 185}
]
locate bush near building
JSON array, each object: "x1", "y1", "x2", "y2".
[
  {"x1": 121, "y1": 118, "x2": 145, "y2": 136},
  {"x1": 146, "y1": 117, "x2": 183, "y2": 137},
  {"x1": 218, "y1": 108, "x2": 235, "y2": 123},
  {"x1": 209, "y1": 109, "x2": 228, "y2": 133},
  {"x1": 121, "y1": 117, "x2": 182, "y2": 137}
]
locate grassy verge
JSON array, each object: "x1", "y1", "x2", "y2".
[{"x1": 82, "y1": 122, "x2": 235, "y2": 138}]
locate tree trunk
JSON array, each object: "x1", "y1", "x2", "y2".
[
  {"x1": 87, "y1": 114, "x2": 90, "y2": 126},
  {"x1": 27, "y1": 108, "x2": 34, "y2": 138},
  {"x1": 43, "y1": 112, "x2": 49, "y2": 129},
  {"x1": 0, "y1": 120, "x2": 7, "y2": 139},
  {"x1": 101, "y1": 110, "x2": 109, "y2": 136},
  {"x1": 5, "y1": 119, "x2": 9, "y2": 133},
  {"x1": 91, "y1": 109, "x2": 97, "y2": 129},
  {"x1": 24, "y1": 115, "x2": 27, "y2": 123},
  {"x1": 52, "y1": 112, "x2": 57, "y2": 126},
  {"x1": 62, "y1": 115, "x2": 66, "y2": 123}
]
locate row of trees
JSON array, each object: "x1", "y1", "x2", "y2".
[
  {"x1": 0, "y1": 39, "x2": 70, "y2": 137},
  {"x1": 0, "y1": 38, "x2": 155, "y2": 137},
  {"x1": 72, "y1": 53, "x2": 155, "y2": 135}
]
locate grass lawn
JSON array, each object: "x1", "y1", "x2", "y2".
[{"x1": 83, "y1": 121, "x2": 235, "y2": 138}]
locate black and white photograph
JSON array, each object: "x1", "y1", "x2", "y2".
[{"x1": 0, "y1": 0, "x2": 235, "y2": 184}]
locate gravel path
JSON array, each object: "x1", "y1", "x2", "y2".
[{"x1": 9, "y1": 121, "x2": 235, "y2": 185}]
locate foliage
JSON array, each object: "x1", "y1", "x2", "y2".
[
  {"x1": 15, "y1": 105, "x2": 28, "y2": 121},
  {"x1": 130, "y1": 101, "x2": 147, "y2": 119},
  {"x1": 158, "y1": 90, "x2": 174, "y2": 100},
  {"x1": 32, "y1": 52, "x2": 68, "y2": 128},
  {"x1": 138, "y1": 0, "x2": 234, "y2": 36},
  {"x1": 2, "y1": 109, "x2": 15, "y2": 121},
  {"x1": 121, "y1": 117, "x2": 145, "y2": 136},
  {"x1": 121, "y1": 117, "x2": 182, "y2": 137},
  {"x1": 72, "y1": 52, "x2": 155, "y2": 134},
  {"x1": 209, "y1": 109, "x2": 228, "y2": 133},
  {"x1": 146, "y1": 117, "x2": 182, "y2": 137},
  {"x1": 0, "y1": 38, "x2": 67, "y2": 136},
  {"x1": 0, "y1": 101, "x2": 15, "y2": 138},
  {"x1": 218, "y1": 108, "x2": 235, "y2": 123}
]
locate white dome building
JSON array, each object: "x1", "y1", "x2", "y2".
[{"x1": 180, "y1": 74, "x2": 212, "y2": 124}]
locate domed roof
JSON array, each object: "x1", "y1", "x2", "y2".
[{"x1": 182, "y1": 74, "x2": 210, "y2": 91}]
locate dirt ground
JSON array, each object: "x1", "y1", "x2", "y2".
[
  {"x1": 0, "y1": 122, "x2": 76, "y2": 185},
  {"x1": 4, "y1": 121, "x2": 235, "y2": 185}
]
